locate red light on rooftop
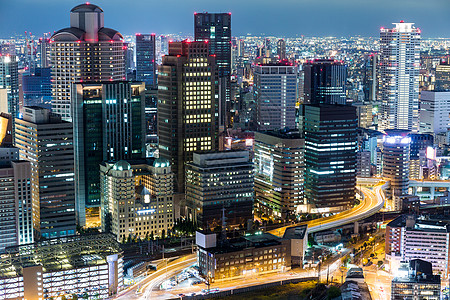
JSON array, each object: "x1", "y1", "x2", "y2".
[
  {"x1": 110, "y1": 40, "x2": 114, "y2": 43},
  {"x1": 228, "y1": 12, "x2": 231, "y2": 15},
  {"x1": 86, "y1": 2, "x2": 90, "y2": 5},
  {"x1": 400, "y1": 20, "x2": 404, "y2": 23},
  {"x1": 194, "y1": 12, "x2": 197, "y2": 15},
  {"x1": 136, "y1": 33, "x2": 141, "y2": 36}
]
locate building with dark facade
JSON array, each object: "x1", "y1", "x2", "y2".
[
  {"x1": 194, "y1": 12, "x2": 231, "y2": 129},
  {"x1": 302, "y1": 104, "x2": 357, "y2": 212},
  {"x1": 136, "y1": 33, "x2": 156, "y2": 88},
  {"x1": 157, "y1": 41, "x2": 218, "y2": 199},
  {"x1": 185, "y1": 151, "x2": 253, "y2": 230},
  {"x1": 72, "y1": 81, "x2": 146, "y2": 226},
  {"x1": 303, "y1": 59, "x2": 347, "y2": 105}
]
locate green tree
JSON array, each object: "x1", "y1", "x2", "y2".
[
  {"x1": 72, "y1": 294, "x2": 79, "y2": 300},
  {"x1": 327, "y1": 286, "x2": 341, "y2": 299}
]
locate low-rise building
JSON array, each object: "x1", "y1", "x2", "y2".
[
  {"x1": 100, "y1": 158, "x2": 173, "y2": 242},
  {"x1": 391, "y1": 259, "x2": 440, "y2": 300},
  {"x1": 196, "y1": 231, "x2": 291, "y2": 281},
  {"x1": 386, "y1": 215, "x2": 450, "y2": 279},
  {"x1": 0, "y1": 234, "x2": 123, "y2": 300}
]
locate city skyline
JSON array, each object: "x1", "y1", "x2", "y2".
[{"x1": 1, "y1": 0, "x2": 450, "y2": 38}]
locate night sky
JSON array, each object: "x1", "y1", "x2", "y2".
[{"x1": 1, "y1": 0, "x2": 450, "y2": 38}]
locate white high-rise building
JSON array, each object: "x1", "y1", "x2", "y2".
[
  {"x1": 419, "y1": 91, "x2": 450, "y2": 134},
  {"x1": 379, "y1": 21, "x2": 420, "y2": 132},
  {"x1": 50, "y1": 3, "x2": 125, "y2": 121}
]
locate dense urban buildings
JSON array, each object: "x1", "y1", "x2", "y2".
[
  {"x1": 0, "y1": 234, "x2": 123, "y2": 299},
  {"x1": 302, "y1": 104, "x2": 358, "y2": 212},
  {"x1": 72, "y1": 81, "x2": 145, "y2": 226},
  {"x1": 378, "y1": 22, "x2": 420, "y2": 132},
  {"x1": 50, "y1": 3, "x2": 125, "y2": 121},
  {"x1": 434, "y1": 62, "x2": 450, "y2": 91},
  {"x1": 157, "y1": 40, "x2": 218, "y2": 198},
  {"x1": 21, "y1": 67, "x2": 52, "y2": 109},
  {"x1": 253, "y1": 62, "x2": 298, "y2": 131},
  {"x1": 136, "y1": 33, "x2": 157, "y2": 88},
  {"x1": 254, "y1": 130, "x2": 304, "y2": 219},
  {"x1": 303, "y1": 59, "x2": 347, "y2": 105},
  {"x1": 185, "y1": 151, "x2": 254, "y2": 230},
  {"x1": 100, "y1": 158, "x2": 173, "y2": 242},
  {"x1": 194, "y1": 12, "x2": 231, "y2": 129},
  {"x1": 15, "y1": 107, "x2": 76, "y2": 239}
]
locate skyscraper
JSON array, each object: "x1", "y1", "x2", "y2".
[
  {"x1": 277, "y1": 39, "x2": 286, "y2": 61},
  {"x1": 253, "y1": 62, "x2": 298, "y2": 131},
  {"x1": 0, "y1": 55, "x2": 19, "y2": 128},
  {"x1": 363, "y1": 54, "x2": 378, "y2": 102},
  {"x1": 194, "y1": 12, "x2": 231, "y2": 129},
  {"x1": 419, "y1": 91, "x2": 450, "y2": 134},
  {"x1": 379, "y1": 21, "x2": 420, "y2": 132},
  {"x1": 72, "y1": 81, "x2": 145, "y2": 226},
  {"x1": 435, "y1": 62, "x2": 450, "y2": 91},
  {"x1": 303, "y1": 59, "x2": 347, "y2": 105},
  {"x1": 302, "y1": 104, "x2": 358, "y2": 212},
  {"x1": 136, "y1": 33, "x2": 157, "y2": 88},
  {"x1": 158, "y1": 41, "x2": 218, "y2": 197},
  {"x1": 50, "y1": 3, "x2": 125, "y2": 121},
  {"x1": 0, "y1": 155, "x2": 33, "y2": 252},
  {"x1": 15, "y1": 107, "x2": 76, "y2": 238}
]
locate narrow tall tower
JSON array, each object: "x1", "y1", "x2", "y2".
[
  {"x1": 379, "y1": 21, "x2": 420, "y2": 132},
  {"x1": 194, "y1": 13, "x2": 231, "y2": 130}
]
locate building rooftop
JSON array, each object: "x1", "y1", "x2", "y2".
[
  {"x1": 283, "y1": 225, "x2": 308, "y2": 240},
  {"x1": 71, "y1": 3, "x2": 104, "y2": 13},
  {"x1": 206, "y1": 232, "x2": 286, "y2": 255},
  {"x1": 0, "y1": 234, "x2": 121, "y2": 278}
]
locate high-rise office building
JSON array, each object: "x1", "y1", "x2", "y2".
[
  {"x1": 194, "y1": 12, "x2": 231, "y2": 129},
  {"x1": 100, "y1": 158, "x2": 173, "y2": 241},
  {"x1": 157, "y1": 41, "x2": 218, "y2": 197},
  {"x1": 185, "y1": 151, "x2": 253, "y2": 229},
  {"x1": 50, "y1": 3, "x2": 125, "y2": 121},
  {"x1": 435, "y1": 63, "x2": 450, "y2": 91},
  {"x1": 277, "y1": 39, "x2": 286, "y2": 61},
  {"x1": 382, "y1": 130, "x2": 411, "y2": 210},
  {"x1": 38, "y1": 34, "x2": 51, "y2": 68},
  {"x1": 303, "y1": 59, "x2": 347, "y2": 105},
  {"x1": 363, "y1": 54, "x2": 378, "y2": 102},
  {"x1": 15, "y1": 106, "x2": 76, "y2": 238},
  {"x1": 302, "y1": 104, "x2": 358, "y2": 212},
  {"x1": 22, "y1": 67, "x2": 52, "y2": 109},
  {"x1": 237, "y1": 39, "x2": 245, "y2": 58},
  {"x1": 379, "y1": 21, "x2": 420, "y2": 132},
  {"x1": 254, "y1": 130, "x2": 305, "y2": 219},
  {"x1": 0, "y1": 55, "x2": 19, "y2": 126},
  {"x1": 136, "y1": 33, "x2": 157, "y2": 88},
  {"x1": 254, "y1": 62, "x2": 298, "y2": 131},
  {"x1": 0, "y1": 154, "x2": 33, "y2": 252},
  {"x1": 72, "y1": 81, "x2": 145, "y2": 226},
  {"x1": 419, "y1": 91, "x2": 450, "y2": 134}
]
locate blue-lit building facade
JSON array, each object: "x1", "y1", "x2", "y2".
[
  {"x1": 302, "y1": 104, "x2": 358, "y2": 213},
  {"x1": 22, "y1": 67, "x2": 52, "y2": 109},
  {"x1": 136, "y1": 33, "x2": 157, "y2": 88}
]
